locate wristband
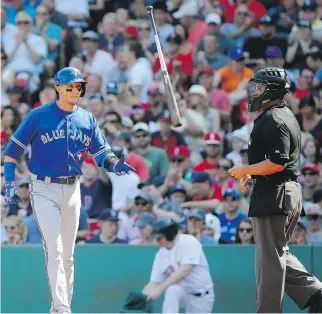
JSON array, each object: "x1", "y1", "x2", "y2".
[{"x1": 4, "y1": 162, "x2": 16, "y2": 182}]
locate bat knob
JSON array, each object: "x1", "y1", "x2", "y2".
[{"x1": 146, "y1": 6, "x2": 153, "y2": 13}]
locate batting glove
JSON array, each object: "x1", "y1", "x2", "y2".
[
  {"x1": 4, "y1": 181, "x2": 22, "y2": 204},
  {"x1": 111, "y1": 153, "x2": 135, "y2": 175}
]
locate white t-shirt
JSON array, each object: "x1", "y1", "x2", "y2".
[
  {"x1": 128, "y1": 58, "x2": 153, "y2": 103},
  {"x1": 150, "y1": 234, "x2": 213, "y2": 293},
  {"x1": 5, "y1": 33, "x2": 47, "y2": 74},
  {"x1": 84, "y1": 49, "x2": 117, "y2": 87},
  {"x1": 55, "y1": 0, "x2": 89, "y2": 16},
  {"x1": 2, "y1": 24, "x2": 17, "y2": 51},
  {"x1": 107, "y1": 172, "x2": 140, "y2": 210}
]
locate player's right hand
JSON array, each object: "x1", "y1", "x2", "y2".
[
  {"x1": 240, "y1": 174, "x2": 252, "y2": 191},
  {"x1": 4, "y1": 182, "x2": 22, "y2": 204}
]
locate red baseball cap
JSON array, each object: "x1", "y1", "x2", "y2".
[
  {"x1": 302, "y1": 163, "x2": 320, "y2": 175},
  {"x1": 170, "y1": 145, "x2": 190, "y2": 158},
  {"x1": 83, "y1": 157, "x2": 97, "y2": 167},
  {"x1": 204, "y1": 132, "x2": 221, "y2": 145},
  {"x1": 200, "y1": 66, "x2": 214, "y2": 75}
]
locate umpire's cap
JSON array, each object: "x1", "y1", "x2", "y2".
[
  {"x1": 151, "y1": 218, "x2": 179, "y2": 241},
  {"x1": 54, "y1": 67, "x2": 87, "y2": 97}
]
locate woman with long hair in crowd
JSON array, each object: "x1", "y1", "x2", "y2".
[
  {"x1": 1, "y1": 106, "x2": 22, "y2": 147},
  {"x1": 235, "y1": 219, "x2": 255, "y2": 244}
]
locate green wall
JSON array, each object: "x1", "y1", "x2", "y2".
[{"x1": 1, "y1": 245, "x2": 321, "y2": 313}]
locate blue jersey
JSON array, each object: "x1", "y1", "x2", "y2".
[
  {"x1": 3, "y1": 102, "x2": 109, "y2": 177},
  {"x1": 218, "y1": 212, "x2": 248, "y2": 243}
]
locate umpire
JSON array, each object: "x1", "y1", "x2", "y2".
[{"x1": 228, "y1": 67, "x2": 322, "y2": 313}]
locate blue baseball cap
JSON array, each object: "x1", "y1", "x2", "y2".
[
  {"x1": 265, "y1": 46, "x2": 282, "y2": 58},
  {"x1": 106, "y1": 81, "x2": 120, "y2": 95},
  {"x1": 99, "y1": 209, "x2": 119, "y2": 221},
  {"x1": 191, "y1": 171, "x2": 214, "y2": 184},
  {"x1": 260, "y1": 15, "x2": 274, "y2": 25},
  {"x1": 152, "y1": 175, "x2": 165, "y2": 187},
  {"x1": 223, "y1": 189, "x2": 240, "y2": 200},
  {"x1": 135, "y1": 193, "x2": 154, "y2": 203},
  {"x1": 187, "y1": 208, "x2": 206, "y2": 221},
  {"x1": 136, "y1": 212, "x2": 156, "y2": 228},
  {"x1": 229, "y1": 47, "x2": 244, "y2": 60},
  {"x1": 169, "y1": 184, "x2": 186, "y2": 195},
  {"x1": 303, "y1": 0, "x2": 317, "y2": 10},
  {"x1": 297, "y1": 20, "x2": 312, "y2": 28}
]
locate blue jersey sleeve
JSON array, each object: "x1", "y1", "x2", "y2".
[
  {"x1": 89, "y1": 119, "x2": 110, "y2": 166},
  {"x1": 3, "y1": 110, "x2": 36, "y2": 159}
]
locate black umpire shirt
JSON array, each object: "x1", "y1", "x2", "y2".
[{"x1": 247, "y1": 103, "x2": 301, "y2": 217}]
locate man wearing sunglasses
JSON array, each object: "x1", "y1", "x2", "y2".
[
  {"x1": 228, "y1": 67, "x2": 322, "y2": 313},
  {"x1": 305, "y1": 203, "x2": 322, "y2": 245},
  {"x1": 301, "y1": 163, "x2": 321, "y2": 202},
  {"x1": 3, "y1": 67, "x2": 134, "y2": 314}
]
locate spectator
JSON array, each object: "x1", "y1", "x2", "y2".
[
  {"x1": 8, "y1": 176, "x2": 32, "y2": 218},
  {"x1": 81, "y1": 31, "x2": 116, "y2": 88},
  {"x1": 146, "y1": 82, "x2": 167, "y2": 123},
  {"x1": 5, "y1": 85, "x2": 30, "y2": 117},
  {"x1": 243, "y1": 15, "x2": 288, "y2": 69},
  {"x1": 218, "y1": 189, "x2": 248, "y2": 243},
  {"x1": 181, "y1": 171, "x2": 221, "y2": 212},
  {"x1": 34, "y1": 4, "x2": 63, "y2": 76},
  {"x1": 123, "y1": 40, "x2": 153, "y2": 103},
  {"x1": 301, "y1": 163, "x2": 322, "y2": 202},
  {"x1": 1, "y1": 5, "x2": 17, "y2": 62},
  {"x1": 107, "y1": 146, "x2": 140, "y2": 212},
  {"x1": 290, "y1": 221, "x2": 309, "y2": 244},
  {"x1": 69, "y1": 54, "x2": 87, "y2": 78},
  {"x1": 6, "y1": 0, "x2": 36, "y2": 25},
  {"x1": 1, "y1": 105, "x2": 21, "y2": 147},
  {"x1": 153, "y1": 33, "x2": 194, "y2": 78},
  {"x1": 130, "y1": 212, "x2": 157, "y2": 245},
  {"x1": 213, "y1": 47, "x2": 254, "y2": 106},
  {"x1": 3, "y1": 215, "x2": 27, "y2": 245},
  {"x1": 1, "y1": 195, "x2": 9, "y2": 245},
  {"x1": 86, "y1": 209, "x2": 127, "y2": 244},
  {"x1": 98, "y1": 13, "x2": 124, "y2": 57},
  {"x1": 221, "y1": 4, "x2": 260, "y2": 47},
  {"x1": 234, "y1": 219, "x2": 255, "y2": 244},
  {"x1": 80, "y1": 157, "x2": 112, "y2": 219},
  {"x1": 296, "y1": 95, "x2": 322, "y2": 146},
  {"x1": 33, "y1": 78, "x2": 57, "y2": 108},
  {"x1": 138, "y1": 19, "x2": 156, "y2": 54},
  {"x1": 87, "y1": 93, "x2": 105, "y2": 127},
  {"x1": 173, "y1": 1, "x2": 207, "y2": 48},
  {"x1": 226, "y1": 128, "x2": 249, "y2": 165},
  {"x1": 186, "y1": 208, "x2": 216, "y2": 244},
  {"x1": 1, "y1": 47, "x2": 14, "y2": 106},
  {"x1": 286, "y1": 20, "x2": 322, "y2": 69},
  {"x1": 304, "y1": 202, "x2": 322, "y2": 244},
  {"x1": 167, "y1": 184, "x2": 188, "y2": 205},
  {"x1": 196, "y1": 67, "x2": 231, "y2": 119},
  {"x1": 132, "y1": 122, "x2": 169, "y2": 181},
  {"x1": 193, "y1": 132, "x2": 222, "y2": 175},
  {"x1": 151, "y1": 110, "x2": 187, "y2": 158},
  {"x1": 113, "y1": 132, "x2": 150, "y2": 182},
  {"x1": 204, "y1": 212, "x2": 222, "y2": 242},
  {"x1": 148, "y1": 1, "x2": 174, "y2": 52},
  {"x1": 195, "y1": 33, "x2": 229, "y2": 71},
  {"x1": 130, "y1": 104, "x2": 157, "y2": 133},
  {"x1": 4, "y1": 11, "x2": 47, "y2": 77},
  {"x1": 295, "y1": 68, "x2": 314, "y2": 99},
  {"x1": 85, "y1": 73, "x2": 104, "y2": 95},
  {"x1": 301, "y1": 138, "x2": 321, "y2": 165}
]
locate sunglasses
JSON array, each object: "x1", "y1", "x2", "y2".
[
  {"x1": 237, "y1": 12, "x2": 248, "y2": 16},
  {"x1": 5, "y1": 225, "x2": 17, "y2": 230},
  {"x1": 171, "y1": 156, "x2": 185, "y2": 163},
  {"x1": 239, "y1": 228, "x2": 252, "y2": 233},
  {"x1": 82, "y1": 38, "x2": 98, "y2": 42},
  {"x1": 17, "y1": 21, "x2": 30, "y2": 25},
  {"x1": 306, "y1": 215, "x2": 321, "y2": 221},
  {"x1": 106, "y1": 119, "x2": 119, "y2": 124},
  {"x1": 36, "y1": 12, "x2": 48, "y2": 15},
  {"x1": 134, "y1": 133, "x2": 148, "y2": 139},
  {"x1": 217, "y1": 165, "x2": 230, "y2": 170},
  {"x1": 302, "y1": 171, "x2": 318, "y2": 176},
  {"x1": 139, "y1": 27, "x2": 150, "y2": 31},
  {"x1": 19, "y1": 184, "x2": 29, "y2": 188},
  {"x1": 135, "y1": 201, "x2": 148, "y2": 206}
]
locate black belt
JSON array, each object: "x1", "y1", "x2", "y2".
[
  {"x1": 36, "y1": 175, "x2": 78, "y2": 185},
  {"x1": 192, "y1": 290, "x2": 209, "y2": 297}
]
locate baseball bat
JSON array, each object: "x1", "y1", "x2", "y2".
[{"x1": 146, "y1": 6, "x2": 182, "y2": 128}]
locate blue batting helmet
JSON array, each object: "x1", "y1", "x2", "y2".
[{"x1": 54, "y1": 67, "x2": 87, "y2": 97}]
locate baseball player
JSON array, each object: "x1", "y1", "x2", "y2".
[
  {"x1": 3, "y1": 67, "x2": 134, "y2": 314},
  {"x1": 142, "y1": 219, "x2": 215, "y2": 313}
]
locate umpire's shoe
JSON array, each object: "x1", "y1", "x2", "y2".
[{"x1": 308, "y1": 289, "x2": 322, "y2": 313}]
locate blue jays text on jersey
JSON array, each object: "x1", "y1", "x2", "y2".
[{"x1": 3, "y1": 102, "x2": 109, "y2": 177}]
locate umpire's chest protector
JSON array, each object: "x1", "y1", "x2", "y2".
[{"x1": 5, "y1": 102, "x2": 106, "y2": 177}]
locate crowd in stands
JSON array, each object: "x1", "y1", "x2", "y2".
[{"x1": 1, "y1": 0, "x2": 322, "y2": 247}]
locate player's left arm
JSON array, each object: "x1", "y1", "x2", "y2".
[{"x1": 89, "y1": 118, "x2": 135, "y2": 174}]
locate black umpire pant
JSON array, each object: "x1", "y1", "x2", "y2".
[{"x1": 252, "y1": 181, "x2": 322, "y2": 313}]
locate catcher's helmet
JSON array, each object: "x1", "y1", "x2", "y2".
[
  {"x1": 152, "y1": 219, "x2": 179, "y2": 241},
  {"x1": 54, "y1": 67, "x2": 87, "y2": 97},
  {"x1": 247, "y1": 67, "x2": 291, "y2": 112}
]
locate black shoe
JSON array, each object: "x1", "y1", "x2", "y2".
[{"x1": 308, "y1": 289, "x2": 322, "y2": 313}]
